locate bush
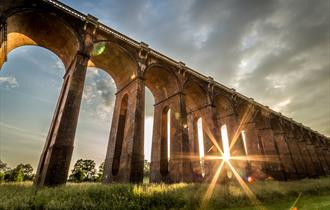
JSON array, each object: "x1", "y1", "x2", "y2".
[
  {"x1": 5, "y1": 168, "x2": 24, "y2": 182},
  {"x1": 0, "y1": 172, "x2": 4, "y2": 183},
  {"x1": 70, "y1": 168, "x2": 84, "y2": 182},
  {"x1": 69, "y1": 159, "x2": 97, "y2": 182},
  {"x1": 0, "y1": 161, "x2": 34, "y2": 182}
]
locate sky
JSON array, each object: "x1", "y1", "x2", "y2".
[{"x1": 0, "y1": 0, "x2": 329, "y2": 171}]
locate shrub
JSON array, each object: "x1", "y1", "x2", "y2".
[
  {"x1": 0, "y1": 172, "x2": 4, "y2": 183},
  {"x1": 8, "y1": 167, "x2": 24, "y2": 182}
]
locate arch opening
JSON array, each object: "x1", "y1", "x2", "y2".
[
  {"x1": 143, "y1": 87, "x2": 154, "y2": 183},
  {"x1": 196, "y1": 117, "x2": 205, "y2": 177},
  {"x1": 72, "y1": 67, "x2": 116, "y2": 182},
  {"x1": 0, "y1": 46, "x2": 65, "y2": 177},
  {"x1": 241, "y1": 130, "x2": 248, "y2": 156},
  {"x1": 221, "y1": 124, "x2": 230, "y2": 161}
]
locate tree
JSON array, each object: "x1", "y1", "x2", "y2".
[
  {"x1": 16, "y1": 163, "x2": 34, "y2": 181},
  {"x1": 69, "y1": 159, "x2": 96, "y2": 182},
  {"x1": 7, "y1": 167, "x2": 24, "y2": 182},
  {"x1": 96, "y1": 162, "x2": 104, "y2": 182},
  {"x1": 0, "y1": 172, "x2": 4, "y2": 183},
  {"x1": 0, "y1": 160, "x2": 8, "y2": 183},
  {"x1": 0, "y1": 161, "x2": 34, "y2": 182},
  {"x1": 0, "y1": 160, "x2": 9, "y2": 173},
  {"x1": 0, "y1": 160, "x2": 12, "y2": 182},
  {"x1": 70, "y1": 168, "x2": 84, "y2": 182}
]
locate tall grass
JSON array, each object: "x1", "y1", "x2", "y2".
[{"x1": 0, "y1": 177, "x2": 330, "y2": 210}]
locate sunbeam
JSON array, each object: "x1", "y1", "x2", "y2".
[
  {"x1": 230, "y1": 155, "x2": 280, "y2": 162},
  {"x1": 199, "y1": 112, "x2": 279, "y2": 210},
  {"x1": 227, "y1": 161, "x2": 266, "y2": 210},
  {"x1": 241, "y1": 130, "x2": 248, "y2": 155},
  {"x1": 201, "y1": 160, "x2": 225, "y2": 210},
  {"x1": 221, "y1": 125, "x2": 231, "y2": 161},
  {"x1": 203, "y1": 122, "x2": 224, "y2": 155},
  {"x1": 229, "y1": 105, "x2": 254, "y2": 151}
]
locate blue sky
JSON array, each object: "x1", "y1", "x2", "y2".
[{"x1": 0, "y1": 0, "x2": 329, "y2": 171}]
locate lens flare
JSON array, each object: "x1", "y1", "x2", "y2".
[
  {"x1": 227, "y1": 161, "x2": 266, "y2": 210},
  {"x1": 229, "y1": 105, "x2": 254, "y2": 151},
  {"x1": 198, "y1": 110, "x2": 275, "y2": 210},
  {"x1": 221, "y1": 125, "x2": 230, "y2": 161},
  {"x1": 241, "y1": 130, "x2": 248, "y2": 155},
  {"x1": 247, "y1": 176, "x2": 253, "y2": 183},
  {"x1": 91, "y1": 42, "x2": 106, "y2": 56},
  {"x1": 201, "y1": 160, "x2": 225, "y2": 209}
]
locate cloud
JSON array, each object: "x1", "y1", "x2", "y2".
[
  {"x1": 94, "y1": 75, "x2": 116, "y2": 107},
  {"x1": 273, "y1": 98, "x2": 291, "y2": 112},
  {"x1": 82, "y1": 84, "x2": 96, "y2": 104},
  {"x1": 81, "y1": 68, "x2": 116, "y2": 120},
  {"x1": 0, "y1": 76, "x2": 19, "y2": 88},
  {"x1": 230, "y1": 0, "x2": 330, "y2": 135},
  {"x1": 96, "y1": 104, "x2": 113, "y2": 120},
  {"x1": 0, "y1": 122, "x2": 46, "y2": 140}
]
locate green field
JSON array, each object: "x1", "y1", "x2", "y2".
[{"x1": 1, "y1": 177, "x2": 330, "y2": 210}]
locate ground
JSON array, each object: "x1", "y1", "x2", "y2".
[{"x1": 0, "y1": 177, "x2": 330, "y2": 210}]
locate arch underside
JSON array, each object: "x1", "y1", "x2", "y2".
[
  {"x1": 144, "y1": 66, "x2": 180, "y2": 103},
  {"x1": 183, "y1": 80, "x2": 208, "y2": 113},
  {"x1": 1, "y1": 11, "x2": 80, "y2": 70},
  {"x1": 88, "y1": 42, "x2": 138, "y2": 89},
  {"x1": 214, "y1": 93, "x2": 235, "y2": 119}
]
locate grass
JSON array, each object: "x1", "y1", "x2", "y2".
[{"x1": 0, "y1": 177, "x2": 330, "y2": 210}]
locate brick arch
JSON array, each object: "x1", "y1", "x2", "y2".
[
  {"x1": 183, "y1": 79, "x2": 208, "y2": 113},
  {"x1": 144, "y1": 64, "x2": 181, "y2": 103},
  {"x1": 270, "y1": 116, "x2": 284, "y2": 133},
  {"x1": 253, "y1": 109, "x2": 270, "y2": 129},
  {"x1": 88, "y1": 41, "x2": 139, "y2": 89},
  {"x1": 235, "y1": 100, "x2": 256, "y2": 125},
  {"x1": 0, "y1": 10, "x2": 81, "y2": 70},
  {"x1": 214, "y1": 92, "x2": 236, "y2": 118}
]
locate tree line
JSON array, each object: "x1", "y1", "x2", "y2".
[
  {"x1": 0, "y1": 160, "x2": 34, "y2": 182},
  {"x1": 0, "y1": 159, "x2": 151, "y2": 183}
]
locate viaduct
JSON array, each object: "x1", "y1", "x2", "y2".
[{"x1": 1, "y1": 0, "x2": 329, "y2": 187}]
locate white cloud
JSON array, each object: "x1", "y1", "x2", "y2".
[
  {"x1": 0, "y1": 76, "x2": 19, "y2": 88},
  {"x1": 265, "y1": 74, "x2": 286, "y2": 90},
  {"x1": 82, "y1": 84, "x2": 96, "y2": 104},
  {"x1": 96, "y1": 104, "x2": 113, "y2": 120},
  {"x1": 272, "y1": 98, "x2": 291, "y2": 112}
]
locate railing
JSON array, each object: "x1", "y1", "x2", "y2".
[
  {"x1": 43, "y1": 0, "x2": 327, "y2": 139},
  {"x1": 98, "y1": 24, "x2": 140, "y2": 47},
  {"x1": 45, "y1": 0, "x2": 86, "y2": 20}
]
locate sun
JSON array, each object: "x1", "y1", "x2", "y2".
[{"x1": 199, "y1": 107, "x2": 276, "y2": 210}]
